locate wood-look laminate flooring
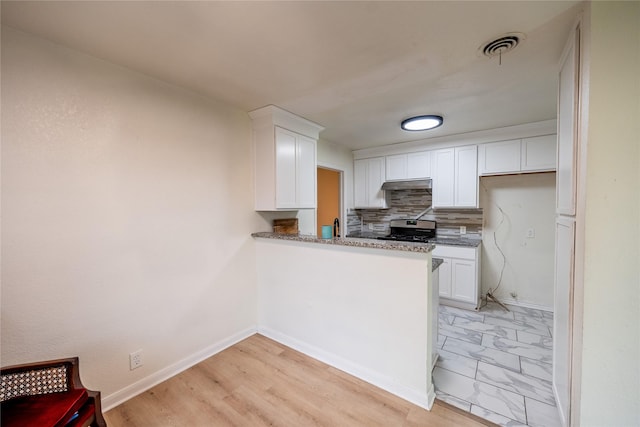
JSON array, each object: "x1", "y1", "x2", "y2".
[{"x1": 105, "y1": 334, "x2": 494, "y2": 426}]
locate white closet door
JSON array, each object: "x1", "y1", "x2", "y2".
[{"x1": 553, "y1": 216, "x2": 575, "y2": 427}]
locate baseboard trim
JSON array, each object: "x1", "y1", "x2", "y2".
[
  {"x1": 102, "y1": 326, "x2": 257, "y2": 411},
  {"x1": 492, "y1": 297, "x2": 553, "y2": 313},
  {"x1": 258, "y1": 326, "x2": 434, "y2": 410}
]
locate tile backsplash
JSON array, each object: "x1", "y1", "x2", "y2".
[{"x1": 347, "y1": 189, "x2": 483, "y2": 238}]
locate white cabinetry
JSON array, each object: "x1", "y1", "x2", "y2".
[
  {"x1": 354, "y1": 157, "x2": 387, "y2": 208},
  {"x1": 432, "y1": 149, "x2": 455, "y2": 207},
  {"x1": 521, "y1": 135, "x2": 557, "y2": 172},
  {"x1": 478, "y1": 135, "x2": 557, "y2": 176},
  {"x1": 385, "y1": 154, "x2": 408, "y2": 181},
  {"x1": 553, "y1": 20, "x2": 582, "y2": 427},
  {"x1": 432, "y1": 146, "x2": 478, "y2": 208},
  {"x1": 250, "y1": 106, "x2": 324, "y2": 211},
  {"x1": 478, "y1": 139, "x2": 521, "y2": 175},
  {"x1": 408, "y1": 151, "x2": 432, "y2": 179},
  {"x1": 435, "y1": 257, "x2": 451, "y2": 299},
  {"x1": 385, "y1": 151, "x2": 431, "y2": 181},
  {"x1": 433, "y1": 245, "x2": 481, "y2": 310},
  {"x1": 554, "y1": 216, "x2": 575, "y2": 426},
  {"x1": 556, "y1": 28, "x2": 579, "y2": 216}
]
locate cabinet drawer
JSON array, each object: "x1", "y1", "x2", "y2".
[{"x1": 432, "y1": 245, "x2": 477, "y2": 260}]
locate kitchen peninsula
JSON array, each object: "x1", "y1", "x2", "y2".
[{"x1": 252, "y1": 232, "x2": 437, "y2": 410}]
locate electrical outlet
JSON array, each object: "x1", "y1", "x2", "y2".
[
  {"x1": 526, "y1": 228, "x2": 535, "y2": 238},
  {"x1": 460, "y1": 226, "x2": 466, "y2": 235},
  {"x1": 368, "y1": 223, "x2": 374, "y2": 231},
  {"x1": 130, "y1": 350, "x2": 143, "y2": 370}
]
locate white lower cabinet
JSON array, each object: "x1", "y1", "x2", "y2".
[
  {"x1": 433, "y1": 244, "x2": 481, "y2": 310},
  {"x1": 436, "y1": 257, "x2": 452, "y2": 299}
]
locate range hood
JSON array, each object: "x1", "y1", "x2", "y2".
[{"x1": 381, "y1": 178, "x2": 432, "y2": 191}]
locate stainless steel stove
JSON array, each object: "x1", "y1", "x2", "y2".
[{"x1": 377, "y1": 219, "x2": 436, "y2": 243}]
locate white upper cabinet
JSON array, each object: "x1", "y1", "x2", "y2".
[
  {"x1": 521, "y1": 134, "x2": 557, "y2": 172},
  {"x1": 354, "y1": 157, "x2": 387, "y2": 209},
  {"x1": 432, "y1": 146, "x2": 478, "y2": 208},
  {"x1": 385, "y1": 154, "x2": 408, "y2": 181},
  {"x1": 557, "y1": 27, "x2": 579, "y2": 216},
  {"x1": 478, "y1": 139, "x2": 521, "y2": 175},
  {"x1": 295, "y1": 133, "x2": 318, "y2": 208},
  {"x1": 407, "y1": 151, "x2": 432, "y2": 179},
  {"x1": 250, "y1": 105, "x2": 323, "y2": 211},
  {"x1": 478, "y1": 135, "x2": 557, "y2": 176},
  {"x1": 432, "y1": 148, "x2": 455, "y2": 207},
  {"x1": 455, "y1": 145, "x2": 479, "y2": 207},
  {"x1": 385, "y1": 151, "x2": 431, "y2": 181}
]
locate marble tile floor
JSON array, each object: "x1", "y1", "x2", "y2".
[{"x1": 433, "y1": 302, "x2": 561, "y2": 427}]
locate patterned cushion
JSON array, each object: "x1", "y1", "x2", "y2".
[{"x1": 0, "y1": 366, "x2": 68, "y2": 401}]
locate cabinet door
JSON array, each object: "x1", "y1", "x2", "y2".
[
  {"x1": 296, "y1": 134, "x2": 317, "y2": 208},
  {"x1": 367, "y1": 157, "x2": 387, "y2": 208},
  {"x1": 432, "y1": 148, "x2": 455, "y2": 208},
  {"x1": 451, "y1": 259, "x2": 477, "y2": 304},
  {"x1": 454, "y1": 145, "x2": 478, "y2": 207},
  {"x1": 521, "y1": 134, "x2": 557, "y2": 172},
  {"x1": 437, "y1": 258, "x2": 452, "y2": 298},
  {"x1": 407, "y1": 151, "x2": 431, "y2": 179},
  {"x1": 557, "y1": 28, "x2": 579, "y2": 215},
  {"x1": 275, "y1": 127, "x2": 298, "y2": 209},
  {"x1": 553, "y1": 216, "x2": 575, "y2": 427},
  {"x1": 478, "y1": 140, "x2": 521, "y2": 175},
  {"x1": 354, "y1": 159, "x2": 368, "y2": 208},
  {"x1": 386, "y1": 154, "x2": 408, "y2": 181}
]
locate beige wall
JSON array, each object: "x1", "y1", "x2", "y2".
[
  {"x1": 579, "y1": 2, "x2": 640, "y2": 425},
  {"x1": 1, "y1": 26, "x2": 268, "y2": 405},
  {"x1": 480, "y1": 173, "x2": 556, "y2": 309}
]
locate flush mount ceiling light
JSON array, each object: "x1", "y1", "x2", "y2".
[{"x1": 401, "y1": 115, "x2": 443, "y2": 131}]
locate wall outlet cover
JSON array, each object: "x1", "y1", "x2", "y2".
[
  {"x1": 130, "y1": 350, "x2": 143, "y2": 370},
  {"x1": 460, "y1": 226, "x2": 466, "y2": 235}
]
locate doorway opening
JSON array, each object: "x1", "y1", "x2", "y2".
[{"x1": 317, "y1": 167, "x2": 342, "y2": 238}]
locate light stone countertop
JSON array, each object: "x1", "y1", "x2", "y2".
[
  {"x1": 252, "y1": 232, "x2": 435, "y2": 254},
  {"x1": 346, "y1": 232, "x2": 481, "y2": 248}
]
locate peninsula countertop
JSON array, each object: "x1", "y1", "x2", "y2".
[{"x1": 252, "y1": 232, "x2": 435, "y2": 253}]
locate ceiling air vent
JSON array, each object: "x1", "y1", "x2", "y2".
[{"x1": 479, "y1": 32, "x2": 525, "y2": 64}]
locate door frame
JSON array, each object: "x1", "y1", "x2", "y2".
[{"x1": 316, "y1": 163, "x2": 345, "y2": 238}]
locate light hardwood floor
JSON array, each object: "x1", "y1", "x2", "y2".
[{"x1": 105, "y1": 334, "x2": 494, "y2": 426}]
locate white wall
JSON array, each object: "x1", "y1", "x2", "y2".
[
  {"x1": 579, "y1": 2, "x2": 640, "y2": 425},
  {"x1": 255, "y1": 238, "x2": 433, "y2": 409},
  {"x1": 479, "y1": 173, "x2": 556, "y2": 309},
  {"x1": 1, "y1": 27, "x2": 267, "y2": 406}
]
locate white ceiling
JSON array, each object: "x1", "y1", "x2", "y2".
[{"x1": 1, "y1": 1, "x2": 580, "y2": 150}]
